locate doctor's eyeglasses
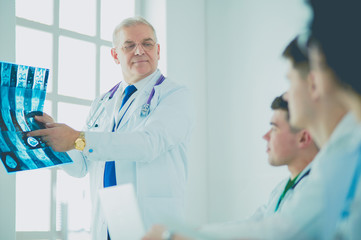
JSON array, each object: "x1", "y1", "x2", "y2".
[{"x1": 121, "y1": 39, "x2": 157, "y2": 53}]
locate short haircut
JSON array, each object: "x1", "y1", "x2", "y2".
[
  {"x1": 309, "y1": 0, "x2": 361, "y2": 95},
  {"x1": 282, "y1": 36, "x2": 310, "y2": 78},
  {"x1": 112, "y1": 16, "x2": 158, "y2": 47},
  {"x1": 271, "y1": 95, "x2": 290, "y2": 120},
  {"x1": 271, "y1": 94, "x2": 300, "y2": 133}
]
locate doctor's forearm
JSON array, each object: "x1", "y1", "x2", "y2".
[{"x1": 82, "y1": 130, "x2": 174, "y2": 162}]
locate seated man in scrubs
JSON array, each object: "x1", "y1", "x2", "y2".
[{"x1": 142, "y1": 94, "x2": 318, "y2": 240}]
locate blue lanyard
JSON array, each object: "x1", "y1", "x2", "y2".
[
  {"x1": 275, "y1": 169, "x2": 311, "y2": 212},
  {"x1": 340, "y1": 148, "x2": 361, "y2": 219},
  {"x1": 291, "y1": 169, "x2": 311, "y2": 190}
]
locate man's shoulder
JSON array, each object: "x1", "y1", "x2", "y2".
[
  {"x1": 161, "y1": 77, "x2": 188, "y2": 90},
  {"x1": 156, "y1": 77, "x2": 191, "y2": 98}
]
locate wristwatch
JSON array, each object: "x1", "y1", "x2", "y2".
[{"x1": 74, "y1": 131, "x2": 86, "y2": 151}]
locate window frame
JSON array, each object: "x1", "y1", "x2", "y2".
[{"x1": 15, "y1": 0, "x2": 138, "y2": 239}]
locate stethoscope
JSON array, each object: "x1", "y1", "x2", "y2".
[
  {"x1": 291, "y1": 168, "x2": 311, "y2": 189},
  {"x1": 86, "y1": 74, "x2": 165, "y2": 129}
]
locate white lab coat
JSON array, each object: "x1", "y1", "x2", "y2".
[
  {"x1": 335, "y1": 192, "x2": 361, "y2": 240},
  {"x1": 200, "y1": 162, "x2": 312, "y2": 231},
  {"x1": 329, "y1": 123, "x2": 361, "y2": 240},
  {"x1": 249, "y1": 162, "x2": 312, "y2": 221},
  {"x1": 200, "y1": 113, "x2": 360, "y2": 240},
  {"x1": 62, "y1": 69, "x2": 194, "y2": 240}
]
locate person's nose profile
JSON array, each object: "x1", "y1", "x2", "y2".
[{"x1": 263, "y1": 130, "x2": 270, "y2": 141}]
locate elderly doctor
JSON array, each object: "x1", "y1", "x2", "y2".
[{"x1": 28, "y1": 17, "x2": 194, "y2": 240}]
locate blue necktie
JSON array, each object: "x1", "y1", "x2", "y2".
[{"x1": 103, "y1": 85, "x2": 137, "y2": 188}]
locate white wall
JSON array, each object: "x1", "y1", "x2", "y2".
[
  {"x1": 143, "y1": 0, "x2": 311, "y2": 225},
  {"x1": 137, "y1": 0, "x2": 167, "y2": 75},
  {"x1": 206, "y1": 0, "x2": 311, "y2": 222},
  {"x1": 142, "y1": 0, "x2": 209, "y2": 225},
  {"x1": 0, "y1": 1, "x2": 16, "y2": 239},
  {"x1": 165, "y1": 0, "x2": 208, "y2": 225}
]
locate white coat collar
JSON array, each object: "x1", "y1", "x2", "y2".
[{"x1": 120, "y1": 69, "x2": 159, "y2": 95}]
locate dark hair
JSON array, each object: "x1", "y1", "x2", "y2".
[
  {"x1": 282, "y1": 36, "x2": 310, "y2": 78},
  {"x1": 271, "y1": 95, "x2": 289, "y2": 120},
  {"x1": 271, "y1": 95, "x2": 300, "y2": 132},
  {"x1": 309, "y1": 0, "x2": 361, "y2": 95}
]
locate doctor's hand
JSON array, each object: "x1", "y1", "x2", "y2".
[
  {"x1": 34, "y1": 112, "x2": 55, "y2": 125},
  {"x1": 142, "y1": 225, "x2": 192, "y2": 240},
  {"x1": 27, "y1": 123, "x2": 80, "y2": 152}
]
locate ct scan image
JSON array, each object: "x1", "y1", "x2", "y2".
[{"x1": 0, "y1": 61, "x2": 72, "y2": 173}]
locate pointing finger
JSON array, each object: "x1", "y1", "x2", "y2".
[
  {"x1": 27, "y1": 129, "x2": 51, "y2": 137},
  {"x1": 34, "y1": 114, "x2": 55, "y2": 124}
]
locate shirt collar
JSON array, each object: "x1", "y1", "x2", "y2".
[
  {"x1": 326, "y1": 112, "x2": 358, "y2": 149},
  {"x1": 315, "y1": 112, "x2": 361, "y2": 165},
  {"x1": 120, "y1": 69, "x2": 160, "y2": 93}
]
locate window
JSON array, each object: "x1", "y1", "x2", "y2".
[{"x1": 15, "y1": 0, "x2": 135, "y2": 239}]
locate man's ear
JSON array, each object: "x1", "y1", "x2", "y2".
[
  {"x1": 308, "y1": 71, "x2": 320, "y2": 102},
  {"x1": 298, "y1": 129, "x2": 312, "y2": 148},
  {"x1": 157, "y1": 44, "x2": 160, "y2": 60},
  {"x1": 111, "y1": 48, "x2": 120, "y2": 64}
]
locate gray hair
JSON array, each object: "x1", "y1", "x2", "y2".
[{"x1": 112, "y1": 16, "x2": 158, "y2": 47}]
